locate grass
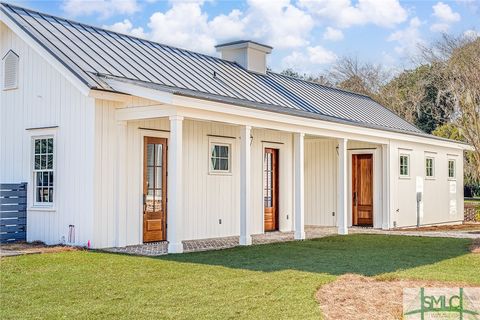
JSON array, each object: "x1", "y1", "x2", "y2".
[{"x1": 1, "y1": 235, "x2": 479, "y2": 319}]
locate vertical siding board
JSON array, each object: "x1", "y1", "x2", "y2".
[
  {"x1": 305, "y1": 139, "x2": 338, "y2": 227},
  {"x1": 1, "y1": 24, "x2": 95, "y2": 246}
]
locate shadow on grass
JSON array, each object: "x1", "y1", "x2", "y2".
[{"x1": 158, "y1": 234, "x2": 472, "y2": 276}]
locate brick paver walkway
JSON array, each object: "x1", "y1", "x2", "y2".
[{"x1": 100, "y1": 225, "x2": 479, "y2": 256}]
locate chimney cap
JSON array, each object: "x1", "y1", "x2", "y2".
[{"x1": 215, "y1": 40, "x2": 273, "y2": 53}]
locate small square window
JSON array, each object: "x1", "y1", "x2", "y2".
[
  {"x1": 210, "y1": 143, "x2": 231, "y2": 173},
  {"x1": 399, "y1": 154, "x2": 409, "y2": 177},
  {"x1": 425, "y1": 157, "x2": 435, "y2": 178},
  {"x1": 448, "y1": 159, "x2": 456, "y2": 179}
]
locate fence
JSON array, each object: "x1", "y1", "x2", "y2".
[{"x1": 0, "y1": 183, "x2": 27, "y2": 243}]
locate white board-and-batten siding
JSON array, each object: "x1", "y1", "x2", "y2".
[
  {"x1": 389, "y1": 141, "x2": 464, "y2": 228},
  {"x1": 0, "y1": 20, "x2": 468, "y2": 250},
  {"x1": 0, "y1": 22, "x2": 95, "y2": 246},
  {"x1": 93, "y1": 98, "x2": 296, "y2": 247}
]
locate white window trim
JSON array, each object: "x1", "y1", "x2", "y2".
[
  {"x1": 448, "y1": 159, "x2": 456, "y2": 180},
  {"x1": 208, "y1": 138, "x2": 233, "y2": 175},
  {"x1": 425, "y1": 156, "x2": 435, "y2": 179},
  {"x1": 399, "y1": 153, "x2": 410, "y2": 178},
  {"x1": 28, "y1": 128, "x2": 57, "y2": 210}
]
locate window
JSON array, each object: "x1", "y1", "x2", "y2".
[
  {"x1": 399, "y1": 154, "x2": 409, "y2": 177},
  {"x1": 33, "y1": 137, "x2": 54, "y2": 205},
  {"x1": 3, "y1": 50, "x2": 19, "y2": 90},
  {"x1": 425, "y1": 157, "x2": 435, "y2": 178},
  {"x1": 448, "y1": 159, "x2": 456, "y2": 179},
  {"x1": 210, "y1": 143, "x2": 230, "y2": 173}
]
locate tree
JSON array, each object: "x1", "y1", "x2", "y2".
[
  {"x1": 377, "y1": 65, "x2": 454, "y2": 133},
  {"x1": 423, "y1": 35, "x2": 480, "y2": 193},
  {"x1": 280, "y1": 68, "x2": 332, "y2": 86},
  {"x1": 327, "y1": 56, "x2": 390, "y2": 96}
]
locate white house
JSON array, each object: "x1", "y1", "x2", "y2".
[{"x1": 0, "y1": 3, "x2": 470, "y2": 253}]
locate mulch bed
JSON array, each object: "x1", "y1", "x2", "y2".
[
  {"x1": 316, "y1": 240, "x2": 480, "y2": 320},
  {"x1": 316, "y1": 274, "x2": 477, "y2": 320},
  {"x1": 394, "y1": 223, "x2": 480, "y2": 232},
  {"x1": 0, "y1": 241, "x2": 77, "y2": 257}
]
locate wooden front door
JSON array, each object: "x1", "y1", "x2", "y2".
[
  {"x1": 352, "y1": 154, "x2": 373, "y2": 226},
  {"x1": 143, "y1": 137, "x2": 167, "y2": 242},
  {"x1": 264, "y1": 148, "x2": 279, "y2": 232}
]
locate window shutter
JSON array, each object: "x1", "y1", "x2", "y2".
[{"x1": 3, "y1": 50, "x2": 19, "y2": 90}]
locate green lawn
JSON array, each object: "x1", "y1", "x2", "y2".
[{"x1": 1, "y1": 235, "x2": 479, "y2": 319}]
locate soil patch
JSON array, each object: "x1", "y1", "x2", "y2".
[
  {"x1": 395, "y1": 223, "x2": 480, "y2": 232},
  {"x1": 316, "y1": 274, "x2": 477, "y2": 320},
  {"x1": 0, "y1": 241, "x2": 77, "y2": 257},
  {"x1": 471, "y1": 238, "x2": 480, "y2": 253}
]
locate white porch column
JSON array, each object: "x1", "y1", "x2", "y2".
[
  {"x1": 294, "y1": 132, "x2": 305, "y2": 240},
  {"x1": 240, "y1": 125, "x2": 252, "y2": 245},
  {"x1": 381, "y1": 144, "x2": 391, "y2": 229},
  {"x1": 337, "y1": 138, "x2": 348, "y2": 235},
  {"x1": 115, "y1": 121, "x2": 127, "y2": 247},
  {"x1": 167, "y1": 115, "x2": 184, "y2": 253}
]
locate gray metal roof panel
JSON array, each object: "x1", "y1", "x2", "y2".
[{"x1": 2, "y1": 2, "x2": 425, "y2": 135}]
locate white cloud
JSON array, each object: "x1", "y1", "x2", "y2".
[
  {"x1": 282, "y1": 45, "x2": 337, "y2": 71},
  {"x1": 430, "y1": 2, "x2": 461, "y2": 32},
  {"x1": 242, "y1": 0, "x2": 314, "y2": 49},
  {"x1": 208, "y1": 9, "x2": 246, "y2": 40},
  {"x1": 430, "y1": 23, "x2": 450, "y2": 32},
  {"x1": 388, "y1": 17, "x2": 424, "y2": 57},
  {"x1": 102, "y1": 19, "x2": 146, "y2": 38},
  {"x1": 62, "y1": 0, "x2": 140, "y2": 19},
  {"x1": 307, "y1": 46, "x2": 337, "y2": 64},
  {"x1": 148, "y1": 2, "x2": 216, "y2": 53},
  {"x1": 323, "y1": 27, "x2": 344, "y2": 41},
  {"x1": 299, "y1": 0, "x2": 407, "y2": 28},
  {"x1": 464, "y1": 29, "x2": 480, "y2": 39},
  {"x1": 136, "y1": 0, "x2": 313, "y2": 53},
  {"x1": 432, "y1": 2, "x2": 461, "y2": 23}
]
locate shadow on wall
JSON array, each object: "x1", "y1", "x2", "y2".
[{"x1": 158, "y1": 234, "x2": 471, "y2": 276}]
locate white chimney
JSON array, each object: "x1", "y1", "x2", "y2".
[{"x1": 215, "y1": 40, "x2": 272, "y2": 74}]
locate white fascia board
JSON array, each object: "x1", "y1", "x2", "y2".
[
  {"x1": 171, "y1": 95, "x2": 469, "y2": 150},
  {"x1": 103, "y1": 80, "x2": 470, "y2": 150},
  {"x1": 0, "y1": 12, "x2": 91, "y2": 96},
  {"x1": 89, "y1": 89, "x2": 131, "y2": 103},
  {"x1": 103, "y1": 78, "x2": 173, "y2": 105},
  {"x1": 115, "y1": 105, "x2": 177, "y2": 121}
]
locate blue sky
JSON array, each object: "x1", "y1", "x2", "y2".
[{"x1": 8, "y1": 0, "x2": 480, "y2": 74}]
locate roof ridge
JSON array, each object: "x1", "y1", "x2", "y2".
[{"x1": 0, "y1": 2, "x2": 241, "y2": 67}]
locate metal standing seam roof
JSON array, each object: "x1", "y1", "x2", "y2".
[{"x1": 1, "y1": 2, "x2": 428, "y2": 136}]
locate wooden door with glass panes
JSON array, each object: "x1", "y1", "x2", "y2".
[
  {"x1": 143, "y1": 137, "x2": 167, "y2": 242},
  {"x1": 264, "y1": 148, "x2": 279, "y2": 231}
]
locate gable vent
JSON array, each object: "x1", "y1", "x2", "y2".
[{"x1": 3, "y1": 50, "x2": 19, "y2": 90}]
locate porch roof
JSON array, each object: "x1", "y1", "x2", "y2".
[{"x1": 0, "y1": 3, "x2": 442, "y2": 138}]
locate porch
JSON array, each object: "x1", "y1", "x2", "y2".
[
  {"x1": 102, "y1": 226, "x2": 338, "y2": 256},
  {"x1": 93, "y1": 87, "x2": 393, "y2": 252}
]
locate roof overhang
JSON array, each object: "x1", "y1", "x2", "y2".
[
  {"x1": 0, "y1": 7, "x2": 91, "y2": 96},
  {"x1": 98, "y1": 76, "x2": 472, "y2": 151}
]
